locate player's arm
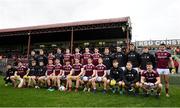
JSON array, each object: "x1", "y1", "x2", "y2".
[
  {"x1": 52, "y1": 69, "x2": 55, "y2": 76},
  {"x1": 45, "y1": 70, "x2": 48, "y2": 76},
  {"x1": 141, "y1": 76, "x2": 145, "y2": 84},
  {"x1": 132, "y1": 71, "x2": 139, "y2": 83},
  {"x1": 25, "y1": 68, "x2": 30, "y2": 76},
  {"x1": 102, "y1": 70, "x2": 107, "y2": 78},
  {"x1": 78, "y1": 67, "x2": 84, "y2": 77},
  {"x1": 69, "y1": 69, "x2": 73, "y2": 76},
  {"x1": 155, "y1": 76, "x2": 161, "y2": 85},
  {"x1": 169, "y1": 57, "x2": 175, "y2": 68},
  {"x1": 92, "y1": 70, "x2": 96, "y2": 77}
]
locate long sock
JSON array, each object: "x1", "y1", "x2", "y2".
[{"x1": 165, "y1": 88, "x2": 169, "y2": 94}]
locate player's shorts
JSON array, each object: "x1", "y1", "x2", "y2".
[
  {"x1": 157, "y1": 68, "x2": 170, "y2": 75},
  {"x1": 81, "y1": 76, "x2": 92, "y2": 81}
]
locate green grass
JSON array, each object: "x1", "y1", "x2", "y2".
[{"x1": 0, "y1": 76, "x2": 180, "y2": 107}]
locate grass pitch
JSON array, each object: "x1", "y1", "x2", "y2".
[{"x1": 0, "y1": 76, "x2": 180, "y2": 107}]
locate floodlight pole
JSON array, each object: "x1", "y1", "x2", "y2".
[
  {"x1": 70, "y1": 27, "x2": 74, "y2": 53},
  {"x1": 27, "y1": 32, "x2": 31, "y2": 58}
]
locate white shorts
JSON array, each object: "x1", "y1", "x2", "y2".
[{"x1": 157, "y1": 68, "x2": 170, "y2": 75}]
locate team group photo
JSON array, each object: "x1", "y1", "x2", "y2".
[{"x1": 0, "y1": 0, "x2": 180, "y2": 107}]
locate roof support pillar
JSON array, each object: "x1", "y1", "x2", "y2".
[
  {"x1": 70, "y1": 27, "x2": 74, "y2": 53},
  {"x1": 27, "y1": 32, "x2": 31, "y2": 58}
]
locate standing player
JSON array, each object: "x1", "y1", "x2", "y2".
[
  {"x1": 92, "y1": 48, "x2": 101, "y2": 66},
  {"x1": 63, "y1": 49, "x2": 72, "y2": 64},
  {"x1": 48, "y1": 51, "x2": 55, "y2": 61},
  {"x1": 67, "y1": 58, "x2": 83, "y2": 92},
  {"x1": 71, "y1": 48, "x2": 82, "y2": 64},
  {"x1": 141, "y1": 62, "x2": 162, "y2": 97},
  {"x1": 54, "y1": 59, "x2": 63, "y2": 90},
  {"x1": 140, "y1": 46, "x2": 156, "y2": 72},
  {"x1": 107, "y1": 59, "x2": 124, "y2": 94},
  {"x1": 46, "y1": 59, "x2": 55, "y2": 91},
  {"x1": 28, "y1": 50, "x2": 37, "y2": 67},
  {"x1": 102, "y1": 47, "x2": 112, "y2": 76},
  {"x1": 123, "y1": 61, "x2": 140, "y2": 96},
  {"x1": 92, "y1": 58, "x2": 107, "y2": 93},
  {"x1": 10, "y1": 61, "x2": 28, "y2": 88},
  {"x1": 127, "y1": 44, "x2": 141, "y2": 72},
  {"x1": 112, "y1": 47, "x2": 126, "y2": 70},
  {"x1": 155, "y1": 43, "x2": 174, "y2": 97},
  {"x1": 82, "y1": 48, "x2": 92, "y2": 65},
  {"x1": 55, "y1": 48, "x2": 64, "y2": 65},
  {"x1": 82, "y1": 58, "x2": 96, "y2": 92},
  {"x1": 36, "y1": 49, "x2": 48, "y2": 66}
]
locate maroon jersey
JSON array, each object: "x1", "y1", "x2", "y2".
[
  {"x1": 72, "y1": 53, "x2": 82, "y2": 61},
  {"x1": 46, "y1": 65, "x2": 55, "y2": 76},
  {"x1": 92, "y1": 53, "x2": 101, "y2": 66},
  {"x1": 82, "y1": 53, "x2": 92, "y2": 65},
  {"x1": 54, "y1": 64, "x2": 62, "y2": 76},
  {"x1": 155, "y1": 50, "x2": 171, "y2": 68},
  {"x1": 16, "y1": 66, "x2": 28, "y2": 78},
  {"x1": 63, "y1": 65, "x2": 72, "y2": 76},
  {"x1": 72, "y1": 63, "x2": 83, "y2": 76},
  {"x1": 96, "y1": 64, "x2": 106, "y2": 77},
  {"x1": 63, "y1": 53, "x2": 72, "y2": 63},
  {"x1": 142, "y1": 70, "x2": 159, "y2": 83},
  {"x1": 83, "y1": 64, "x2": 95, "y2": 77}
]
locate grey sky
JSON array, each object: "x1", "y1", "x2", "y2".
[{"x1": 0, "y1": 0, "x2": 179, "y2": 41}]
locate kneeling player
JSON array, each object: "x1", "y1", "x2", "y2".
[
  {"x1": 123, "y1": 61, "x2": 140, "y2": 96},
  {"x1": 10, "y1": 61, "x2": 28, "y2": 88},
  {"x1": 82, "y1": 58, "x2": 96, "y2": 92},
  {"x1": 107, "y1": 59, "x2": 124, "y2": 94},
  {"x1": 92, "y1": 58, "x2": 107, "y2": 93},
  {"x1": 141, "y1": 62, "x2": 162, "y2": 97},
  {"x1": 67, "y1": 58, "x2": 83, "y2": 92}
]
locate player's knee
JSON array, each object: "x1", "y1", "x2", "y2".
[
  {"x1": 158, "y1": 83, "x2": 163, "y2": 89},
  {"x1": 135, "y1": 82, "x2": 140, "y2": 88}
]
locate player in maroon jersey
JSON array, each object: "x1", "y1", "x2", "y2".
[
  {"x1": 71, "y1": 48, "x2": 82, "y2": 64},
  {"x1": 92, "y1": 48, "x2": 102, "y2": 66},
  {"x1": 61, "y1": 61, "x2": 72, "y2": 90},
  {"x1": 82, "y1": 48, "x2": 92, "y2": 65},
  {"x1": 82, "y1": 58, "x2": 96, "y2": 92},
  {"x1": 46, "y1": 59, "x2": 55, "y2": 90},
  {"x1": 48, "y1": 51, "x2": 55, "y2": 61},
  {"x1": 63, "y1": 49, "x2": 72, "y2": 64},
  {"x1": 67, "y1": 58, "x2": 84, "y2": 92},
  {"x1": 10, "y1": 61, "x2": 28, "y2": 88},
  {"x1": 155, "y1": 43, "x2": 174, "y2": 97},
  {"x1": 141, "y1": 62, "x2": 162, "y2": 97},
  {"x1": 53, "y1": 59, "x2": 63, "y2": 90},
  {"x1": 92, "y1": 57, "x2": 107, "y2": 93}
]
